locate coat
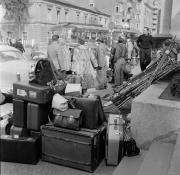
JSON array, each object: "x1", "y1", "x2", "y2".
[
  {"x1": 96, "y1": 43, "x2": 107, "y2": 67},
  {"x1": 72, "y1": 45, "x2": 98, "y2": 89}
]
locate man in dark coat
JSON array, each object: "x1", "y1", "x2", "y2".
[{"x1": 137, "y1": 27, "x2": 154, "y2": 71}]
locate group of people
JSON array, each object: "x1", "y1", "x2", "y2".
[
  {"x1": 47, "y1": 27, "x2": 155, "y2": 90},
  {"x1": 47, "y1": 34, "x2": 109, "y2": 90},
  {"x1": 110, "y1": 27, "x2": 154, "y2": 87},
  {"x1": 8, "y1": 38, "x2": 25, "y2": 53}
]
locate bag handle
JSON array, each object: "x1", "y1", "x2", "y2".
[{"x1": 48, "y1": 109, "x2": 54, "y2": 124}]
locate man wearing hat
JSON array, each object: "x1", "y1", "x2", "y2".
[
  {"x1": 137, "y1": 27, "x2": 154, "y2": 71},
  {"x1": 110, "y1": 36, "x2": 128, "y2": 86},
  {"x1": 47, "y1": 34, "x2": 65, "y2": 80}
]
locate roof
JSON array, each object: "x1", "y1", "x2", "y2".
[
  {"x1": 44, "y1": 0, "x2": 110, "y2": 17},
  {"x1": 50, "y1": 22, "x2": 109, "y2": 32}
]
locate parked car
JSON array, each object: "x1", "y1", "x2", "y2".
[{"x1": 0, "y1": 45, "x2": 36, "y2": 92}]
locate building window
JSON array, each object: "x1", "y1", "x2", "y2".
[
  {"x1": 85, "y1": 15, "x2": 87, "y2": 24},
  {"x1": 99, "y1": 17, "x2": 102, "y2": 24},
  {"x1": 47, "y1": 7, "x2": 52, "y2": 21},
  {"x1": 90, "y1": 3, "x2": 94, "y2": 8},
  {"x1": 105, "y1": 18, "x2": 107, "y2": 25},
  {"x1": 76, "y1": 12, "x2": 80, "y2": 23},
  {"x1": 22, "y1": 32, "x2": 28, "y2": 40},
  {"x1": 57, "y1": 9, "x2": 61, "y2": 23},
  {"x1": 65, "y1": 11, "x2": 69, "y2": 22},
  {"x1": 7, "y1": 31, "x2": 13, "y2": 38},
  {"x1": 116, "y1": 6, "x2": 119, "y2": 13}
]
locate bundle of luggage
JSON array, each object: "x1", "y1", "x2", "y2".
[{"x1": 1, "y1": 59, "x2": 140, "y2": 172}]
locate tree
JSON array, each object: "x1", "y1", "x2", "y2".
[{"x1": 0, "y1": 0, "x2": 30, "y2": 38}]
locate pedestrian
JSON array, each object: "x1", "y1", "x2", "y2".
[
  {"x1": 137, "y1": 27, "x2": 154, "y2": 71},
  {"x1": 96, "y1": 37, "x2": 108, "y2": 90},
  {"x1": 47, "y1": 34, "x2": 66, "y2": 80},
  {"x1": 131, "y1": 41, "x2": 139, "y2": 65},
  {"x1": 16, "y1": 39, "x2": 25, "y2": 53},
  {"x1": 72, "y1": 38, "x2": 98, "y2": 89},
  {"x1": 112, "y1": 36, "x2": 128, "y2": 86},
  {"x1": 126, "y1": 37, "x2": 134, "y2": 63}
]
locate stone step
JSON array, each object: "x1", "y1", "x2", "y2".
[
  {"x1": 112, "y1": 151, "x2": 147, "y2": 175},
  {"x1": 137, "y1": 142, "x2": 174, "y2": 175},
  {"x1": 168, "y1": 133, "x2": 180, "y2": 175}
]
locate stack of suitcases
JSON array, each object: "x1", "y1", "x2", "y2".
[
  {"x1": 0, "y1": 81, "x2": 53, "y2": 164},
  {"x1": 0, "y1": 80, "x2": 125, "y2": 172}
]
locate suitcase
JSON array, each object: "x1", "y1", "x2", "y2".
[
  {"x1": 13, "y1": 81, "x2": 53, "y2": 104},
  {"x1": 27, "y1": 103, "x2": 51, "y2": 131},
  {"x1": 13, "y1": 98, "x2": 27, "y2": 127},
  {"x1": 0, "y1": 135, "x2": 40, "y2": 164},
  {"x1": 30, "y1": 130, "x2": 42, "y2": 158},
  {"x1": 106, "y1": 114, "x2": 124, "y2": 166},
  {"x1": 41, "y1": 124, "x2": 106, "y2": 172},
  {"x1": 10, "y1": 125, "x2": 29, "y2": 137},
  {"x1": 65, "y1": 96, "x2": 106, "y2": 129}
]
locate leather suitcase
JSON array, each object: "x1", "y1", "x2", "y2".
[
  {"x1": 106, "y1": 114, "x2": 124, "y2": 166},
  {"x1": 13, "y1": 81, "x2": 53, "y2": 104},
  {"x1": 0, "y1": 135, "x2": 40, "y2": 164},
  {"x1": 27, "y1": 103, "x2": 51, "y2": 131},
  {"x1": 65, "y1": 96, "x2": 106, "y2": 129},
  {"x1": 30, "y1": 130, "x2": 42, "y2": 158},
  {"x1": 41, "y1": 124, "x2": 106, "y2": 172},
  {"x1": 10, "y1": 125, "x2": 29, "y2": 137},
  {"x1": 13, "y1": 99, "x2": 27, "y2": 127}
]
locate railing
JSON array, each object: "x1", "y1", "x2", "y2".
[{"x1": 22, "y1": 40, "x2": 33, "y2": 48}]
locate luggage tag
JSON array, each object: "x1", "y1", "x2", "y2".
[
  {"x1": 17, "y1": 89, "x2": 27, "y2": 97},
  {"x1": 29, "y1": 91, "x2": 37, "y2": 99}
]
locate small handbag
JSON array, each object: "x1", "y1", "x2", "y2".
[
  {"x1": 124, "y1": 138, "x2": 140, "y2": 157},
  {"x1": 53, "y1": 108, "x2": 84, "y2": 130}
]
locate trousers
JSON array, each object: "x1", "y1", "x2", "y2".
[
  {"x1": 140, "y1": 48, "x2": 151, "y2": 71},
  {"x1": 114, "y1": 58, "x2": 126, "y2": 86}
]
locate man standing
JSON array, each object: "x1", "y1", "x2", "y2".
[
  {"x1": 96, "y1": 37, "x2": 108, "y2": 89},
  {"x1": 137, "y1": 27, "x2": 154, "y2": 71},
  {"x1": 47, "y1": 35, "x2": 65, "y2": 80},
  {"x1": 111, "y1": 36, "x2": 128, "y2": 86}
]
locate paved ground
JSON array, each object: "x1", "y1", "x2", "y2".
[{"x1": 1, "y1": 160, "x2": 115, "y2": 175}]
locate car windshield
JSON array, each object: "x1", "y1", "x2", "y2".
[{"x1": 0, "y1": 50, "x2": 24, "y2": 62}]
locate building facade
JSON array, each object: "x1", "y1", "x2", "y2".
[
  {"x1": 0, "y1": 0, "x2": 110, "y2": 48},
  {"x1": 138, "y1": 0, "x2": 160, "y2": 34}
]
